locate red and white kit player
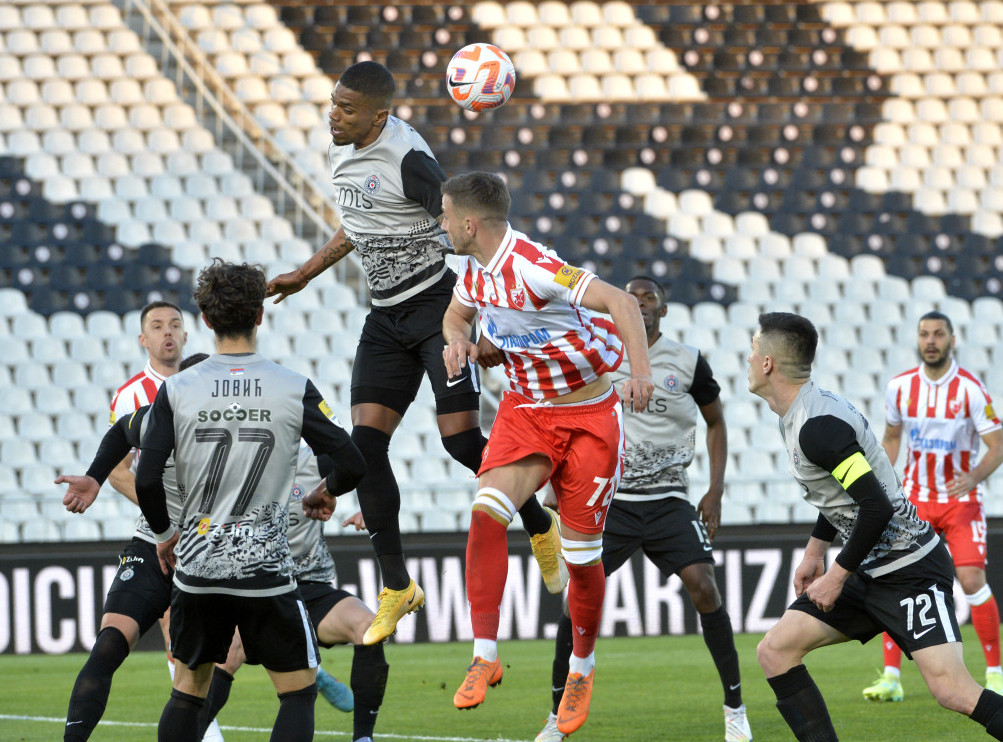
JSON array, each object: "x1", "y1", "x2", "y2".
[
  {"x1": 440, "y1": 172, "x2": 653, "y2": 736},
  {"x1": 865, "y1": 310, "x2": 1003, "y2": 701}
]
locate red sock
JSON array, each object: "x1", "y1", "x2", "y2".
[
  {"x1": 882, "y1": 632, "x2": 902, "y2": 670},
  {"x1": 972, "y1": 595, "x2": 1002, "y2": 667},
  {"x1": 466, "y1": 510, "x2": 508, "y2": 640},
  {"x1": 567, "y1": 562, "x2": 605, "y2": 659}
]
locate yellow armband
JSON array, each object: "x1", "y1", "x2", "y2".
[{"x1": 832, "y1": 451, "x2": 872, "y2": 490}]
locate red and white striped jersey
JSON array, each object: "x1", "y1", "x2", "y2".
[
  {"x1": 109, "y1": 362, "x2": 166, "y2": 426},
  {"x1": 886, "y1": 359, "x2": 1001, "y2": 503},
  {"x1": 453, "y1": 225, "x2": 624, "y2": 400}
]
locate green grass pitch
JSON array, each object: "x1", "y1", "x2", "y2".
[{"x1": 0, "y1": 627, "x2": 993, "y2": 741}]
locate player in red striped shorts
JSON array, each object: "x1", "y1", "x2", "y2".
[
  {"x1": 439, "y1": 172, "x2": 653, "y2": 735},
  {"x1": 864, "y1": 311, "x2": 1003, "y2": 702}
]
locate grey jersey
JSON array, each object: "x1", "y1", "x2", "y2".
[
  {"x1": 781, "y1": 381, "x2": 937, "y2": 577},
  {"x1": 287, "y1": 442, "x2": 337, "y2": 584},
  {"x1": 120, "y1": 408, "x2": 181, "y2": 545},
  {"x1": 613, "y1": 336, "x2": 720, "y2": 502},
  {"x1": 328, "y1": 115, "x2": 451, "y2": 307},
  {"x1": 141, "y1": 353, "x2": 352, "y2": 596}
]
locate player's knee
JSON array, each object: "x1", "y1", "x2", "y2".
[
  {"x1": 472, "y1": 488, "x2": 518, "y2": 526},
  {"x1": 562, "y1": 536, "x2": 603, "y2": 566},
  {"x1": 756, "y1": 633, "x2": 779, "y2": 672},
  {"x1": 688, "y1": 578, "x2": 722, "y2": 613},
  {"x1": 351, "y1": 426, "x2": 391, "y2": 457},
  {"x1": 440, "y1": 428, "x2": 486, "y2": 473}
]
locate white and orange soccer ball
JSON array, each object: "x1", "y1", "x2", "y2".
[{"x1": 445, "y1": 43, "x2": 516, "y2": 112}]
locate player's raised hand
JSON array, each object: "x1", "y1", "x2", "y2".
[
  {"x1": 621, "y1": 374, "x2": 654, "y2": 412},
  {"x1": 56, "y1": 474, "x2": 100, "y2": 514},
  {"x1": 303, "y1": 480, "x2": 336, "y2": 521},
  {"x1": 443, "y1": 337, "x2": 478, "y2": 379},
  {"x1": 156, "y1": 531, "x2": 179, "y2": 575},
  {"x1": 265, "y1": 268, "x2": 309, "y2": 305},
  {"x1": 342, "y1": 510, "x2": 367, "y2": 530}
]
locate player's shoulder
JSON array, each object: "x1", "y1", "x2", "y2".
[
  {"x1": 114, "y1": 368, "x2": 151, "y2": 394},
  {"x1": 383, "y1": 116, "x2": 435, "y2": 157},
  {"x1": 956, "y1": 365, "x2": 989, "y2": 389},
  {"x1": 886, "y1": 366, "x2": 920, "y2": 390}
]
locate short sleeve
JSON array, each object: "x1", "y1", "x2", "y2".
[
  {"x1": 885, "y1": 379, "x2": 903, "y2": 426},
  {"x1": 401, "y1": 149, "x2": 446, "y2": 217},
  {"x1": 139, "y1": 385, "x2": 176, "y2": 455},
  {"x1": 452, "y1": 259, "x2": 477, "y2": 307},
  {"x1": 798, "y1": 415, "x2": 863, "y2": 473},
  {"x1": 970, "y1": 381, "x2": 1002, "y2": 435},
  {"x1": 689, "y1": 353, "x2": 721, "y2": 407},
  {"x1": 523, "y1": 259, "x2": 596, "y2": 308}
]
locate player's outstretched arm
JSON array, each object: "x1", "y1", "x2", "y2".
[
  {"x1": 57, "y1": 474, "x2": 100, "y2": 514},
  {"x1": 697, "y1": 398, "x2": 727, "y2": 539},
  {"x1": 442, "y1": 296, "x2": 479, "y2": 378},
  {"x1": 62, "y1": 408, "x2": 148, "y2": 512},
  {"x1": 266, "y1": 225, "x2": 355, "y2": 304}
]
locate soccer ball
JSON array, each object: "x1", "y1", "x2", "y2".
[{"x1": 445, "y1": 43, "x2": 516, "y2": 112}]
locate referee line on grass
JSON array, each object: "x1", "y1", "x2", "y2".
[{"x1": 0, "y1": 714, "x2": 529, "y2": 742}]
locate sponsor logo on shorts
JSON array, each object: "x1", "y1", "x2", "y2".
[
  {"x1": 197, "y1": 517, "x2": 211, "y2": 536},
  {"x1": 446, "y1": 373, "x2": 467, "y2": 388},
  {"x1": 120, "y1": 567, "x2": 134, "y2": 581},
  {"x1": 912, "y1": 625, "x2": 936, "y2": 640}
]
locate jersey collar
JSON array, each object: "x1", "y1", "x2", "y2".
[
  {"x1": 920, "y1": 358, "x2": 958, "y2": 387},
  {"x1": 482, "y1": 223, "x2": 515, "y2": 274},
  {"x1": 144, "y1": 361, "x2": 166, "y2": 384}
]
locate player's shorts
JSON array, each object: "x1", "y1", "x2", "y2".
[
  {"x1": 789, "y1": 539, "x2": 960, "y2": 659},
  {"x1": 913, "y1": 496, "x2": 988, "y2": 569},
  {"x1": 297, "y1": 581, "x2": 355, "y2": 647},
  {"x1": 351, "y1": 271, "x2": 479, "y2": 416},
  {"x1": 169, "y1": 588, "x2": 320, "y2": 672},
  {"x1": 480, "y1": 385, "x2": 624, "y2": 534},
  {"x1": 602, "y1": 496, "x2": 714, "y2": 576},
  {"x1": 102, "y1": 537, "x2": 173, "y2": 634}
]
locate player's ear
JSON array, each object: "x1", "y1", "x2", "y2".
[
  {"x1": 138, "y1": 332, "x2": 148, "y2": 349},
  {"x1": 255, "y1": 306, "x2": 264, "y2": 326},
  {"x1": 201, "y1": 313, "x2": 213, "y2": 331}
]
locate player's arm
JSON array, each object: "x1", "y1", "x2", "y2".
[
  {"x1": 134, "y1": 387, "x2": 177, "y2": 547},
  {"x1": 58, "y1": 408, "x2": 150, "y2": 512},
  {"x1": 442, "y1": 295, "x2": 479, "y2": 378},
  {"x1": 799, "y1": 415, "x2": 894, "y2": 591},
  {"x1": 579, "y1": 278, "x2": 653, "y2": 411},
  {"x1": 107, "y1": 453, "x2": 138, "y2": 505},
  {"x1": 881, "y1": 422, "x2": 903, "y2": 468},
  {"x1": 947, "y1": 428, "x2": 1003, "y2": 498},
  {"x1": 266, "y1": 225, "x2": 356, "y2": 304},
  {"x1": 300, "y1": 383, "x2": 366, "y2": 517},
  {"x1": 401, "y1": 149, "x2": 446, "y2": 216},
  {"x1": 690, "y1": 353, "x2": 726, "y2": 536}
]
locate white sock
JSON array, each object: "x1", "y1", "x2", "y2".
[
  {"x1": 988, "y1": 666, "x2": 1003, "y2": 675},
  {"x1": 883, "y1": 666, "x2": 900, "y2": 678},
  {"x1": 168, "y1": 659, "x2": 176, "y2": 681},
  {"x1": 568, "y1": 651, "x2": 594, "y2": 676},
  {"x1": 473, "y1": 638, "x2": 498, "y2": 662},
  {"x1": 201, "y1": 719, "x2": 224, "y2": 742}
]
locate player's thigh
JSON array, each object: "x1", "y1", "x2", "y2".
[
  {"x1": 173, "y1": 662, "x2": 215, "y2": 697},
  {"x1": 237, "y1": 591, "x2": 320, "y2": 674},
  {"x1": 267, "y1": 667, "x2": 318, "y2": 695},
  {"x1": 299, "y1": 582, "x2": 368, "y2": 647},
  {"x1": 99, "y1": 612, "x2": 142, "y2": 648},
  {"x1": 350, "y1": 314, "x2": 424, "y2": 415},
  {"x1": 479, "y1": 454, "x2": 553, "y2": 511},
  {"x1": 758, "y1": 607, "x2": 850, "y2": 672},
  {"x1": 640, "y1": 498, "x2": 715, "y2": 577},
  {"x1": 170, "y1": 591, "x2": 240, "y2": 671},
  {"x1": 939, "y1": 499, "x2": 988, "y2": 570},
  {"x1": 415, "y1": 327, "x2": 480, "y2": 418},
  {"x1": 600, "y1": 503, "x2": 644, "y2": 576},
  {"x1": 102, "y1": 539, "x2": 173, "y2": 641},
  {"x1": 913, "y1": 641, "x2": 983, "y2": 711}
]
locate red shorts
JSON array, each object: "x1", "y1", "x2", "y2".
[
  {"x1": 914, "y1": 497, "x2": 988, "y2": 569},
  {"x1": 479, "y1": 388, "x2": 624, "y2": 534}
]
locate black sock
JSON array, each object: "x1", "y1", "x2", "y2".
[
  {"x1": 272, "y1": 684, "x2": 316, "y2": 742},
  {"x1": 972, "y1": 689, "x2": 1003, "y2": 739},
  {"x1": 699, "y1": 606, "x2": 742, "y2": 708},
  {"x1": 518, "y1": 497, "x2": 552, "y2": 536},
  {"x1": 352, "y1": 426, "x2": 409, "y2": 589},
  {"x1": 159, "y1": 689, "x2": 203, "y2": 742},
  {"x1": 197, "y1": 667, "x2": 234, "y2": 736},
  {"x1": 767, "y1": 665, "x2": 838, "y2": 742},
  {"x1": 65, "y1": 626, "x2": 131, "y2": 741},
  {"x1": 351, "y1": 644, "x2": 389, "y2": 740},
  {"x1": 551, "y1": 614, "x2": 573, "y2": 715},
  {"x1": 440, "y1": 428, "x2": 486, "y2": 472}
]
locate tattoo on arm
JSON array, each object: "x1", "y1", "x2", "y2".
[{"x1": 321, "y1": 237, "x2": 354, "y2": 268}]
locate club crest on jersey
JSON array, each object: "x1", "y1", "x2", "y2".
[
  {"x1": 949, "y1": 399, "x2": 963, "y2": 415},
  {"x1": 665, "y1": 374, "x2": 678, "y2": 390},
  {"x1": 792, "y1": 448, "x2": 801, "y2": 467},
  {"x1": 509, "y1": 284, "x2": 525, "y2": 309},
  {"x1": 364, "y1": 174, "x2": 381, "y2": 194},
  {"x1": 290, "y1": 484, "x2": 303, "y2": 502}
]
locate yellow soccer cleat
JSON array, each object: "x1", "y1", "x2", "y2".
[
  {"x1": 862, "y1": 671, "x2": 904, "y2": 702},
  {"x1": 453, "y1": 656, "x2": 503, "y2": 709},
  {"x1": 530, "y1": 507, "x2": 569, "y2": 594},
  {"x1": 987, "y1": 670, "x2": 1003, "y2": 693},
  {"x1": 362, "y1": 579, "x2": 425, "y2": 646}
]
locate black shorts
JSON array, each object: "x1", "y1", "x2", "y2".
[
  {"x1": 102, "y1": 538, "x2": 173, "y2": 634},
  {"x1": 602, "y1": 496, "x2": 714, "y2": 577},
  {"x1": 297, "y1": 581, "x2": 354, "y2": 648},
  {"x1": 169, "y1": 588, "x2": 320, "y2": 672},
  {"x1": 351, "y1": 272, "x2": 479, "y2": 416},
  {"x1": 789, "y1": 539, "x2": 960, "y2": 659}
]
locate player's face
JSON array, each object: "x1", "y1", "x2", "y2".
[
  {"x1": 916, "y1": 319, "x2": 954, "y2": 370},
  {"x1": 625, "y1": 279, "x2": 666, "y2": 335},
  {"x1": 140, "y1": 307, "x2": 186, "y2": 367},
  {"x1": 441, "y1": 195, "x2": 472, "y2": 254},
  {"x1": 329, "y1": 84, "x2": 385, "y2": 148},
  {"x1": 747, "y1": 331, "x2": 768, "y2": 395}
]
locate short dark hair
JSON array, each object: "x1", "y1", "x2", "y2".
[
  {"x1": 179, "y1": 352, "x2": 209, "y2": 371},
  {"x1": 139, "y1": 301, "x2": 182, "y2": 331},
  {"x1": 758, "y1": 312, "x2": 817, "y2": 380},
  {"x1": 625, "y1": 275, "x2": 666, "y2": 304},
  {"x1": 441, "y1": 171, "x2": 510, "y2": 222},
  {"x1": 193, "y1": 259, "x2": 266, "y2": 339},
  {"x1": 918, "y1": 310, "x2": 953, "y2": 335},
  {"x1": 339, "y1": 61, "x2": 395, "y2": 108}
]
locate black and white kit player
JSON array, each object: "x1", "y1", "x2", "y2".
[{"x1": 137, "y1": 345, "x2": 364, "y2": 741}]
